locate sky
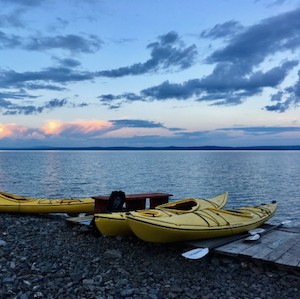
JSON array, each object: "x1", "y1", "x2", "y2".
[{"x1": 1, "y1": 0, "x2": 300, "y2": 148}]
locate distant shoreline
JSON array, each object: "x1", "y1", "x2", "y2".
[{"x1": 1, "y1": 145, "x2": 300, "y2": 151}]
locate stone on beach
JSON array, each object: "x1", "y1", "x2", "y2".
[{"x1": 0, "y1": 213, "x2": 299, "y2": 299}]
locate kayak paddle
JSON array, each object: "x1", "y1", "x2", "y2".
[
  {"x1": 244, "y1": 220, "x2": 291, "y2": 241},
  {"x1": 182, "y1": 221, "x2": 291, "y2": 259}
]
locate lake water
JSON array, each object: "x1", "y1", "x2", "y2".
[{"x1": 0, "y1": 150, "x2": 299, "y2": 226}]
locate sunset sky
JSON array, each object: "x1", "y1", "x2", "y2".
[{"x1": 1, "y1": 0, "x2": 300, "y2": 148}]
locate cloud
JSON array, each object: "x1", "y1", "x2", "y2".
[
  {"x1": 24, "y1": 83, "x2": 67, "y2": 91},
  {"x1": 98, "y1": 93, "x2": 144, "y2": 109},
  {"x1": 0, "y1": 123, "x2": 44, "y2": 140},
  {"x1": 99, "y1": 59, "x2": 297, "y2": 108},
  {"x1": 1, "y1": 121, "x2": 300, "y2": 147},
  {"x1": 0, "y1": 9, "x2": 25, "y2": 28},
  {"x1": 25, "y1": 34, "x2": 103, "y2": 53},
  {"x1": 218, "y1": 126, "x2": 300, "y2": 135},
  {"x1": 1, "y1": 31, "x2": 196, "y2": 100},
  {"x1": 0, "y1": 30, "x2": 22, "y2": 48},
  {"x1": 0, "y1": 90, "x2": 35, "y2": 101},
  {"x1": 97, "y1": 31, "x2": 198, "y2": 77},
  {"x1": 200, "y1": 20, "x2": 244, "y2": 40},
  {"x1": 98, "y1": 8, "x2": 300, "y2": 111},
  {"x1": 44, "y1": 98, "x2": 68, "y2": 109},
  {"x1": 0, "y1": 66, "x2": 94, "y2": 89},
  {"x1": 0, "y1": 31, "x2": 103, "y2": 53},
  {"x1": 206, "y1": 7, "x2": 300, "y2": 67},
  {"x1": 0, "y1": 119, "x2": 169, "y2": 141},
  {"x1": 0, "y1": 0, "x2": 42, "y2": 7},
  {"x1": 42, "y1": 120, "x2": 113, "y2": 136},
  {"x1": 111, "y1": 119, "x2": 165, "y2": 129},
  {"x1": 40, "y1": 119, "x2": 166, "y2": 138},
  {"x1": 54, "y1": 57, "x2": 82, "y2": 68},
  {"x1": 1, "y1": 97, "x2": 69, "y2": 115},
  {"x1": 265, "y1": 70, "x2": 300, "y2": 112}
]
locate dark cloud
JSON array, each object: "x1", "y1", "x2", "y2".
[
  {"x1": 0, "y1": 98, "x2": 12, "y2": 108},
  {"x1": 54, "y1": 57, "x2": 81, "y2": 68},
  {"x1": 44, "y1": 98, "x2": 68, "y2": 109},
  {"x1": 0, "y1": 0, "x2": 42, "y2": 7},
  {"x1": 97, "y1": 31, "x2": 198, "y2": 77},
  {"x1": 200, "y1": 60, "x2": 298, "y2": 91},
  {"x1": 99, "y1": 8, "x2": 300, "y2": 112},
  {"x1": 0, "y1": 31, "x2": 21, "y2": 48},
  {"x1": 0, "y1": 90, "x2": 35, "y2": 101},
  {"x1": 0, "y1": 94, "x2": 69, "y2": 115},
  {"x1": 98, "y1": 93, "x2": 143, "y2": 109},
  {"x1": 25, "y1": 34, "x2": 102, "y2": 53},
  {"x1": 3, "y1": 105, "x2": 43, "y2": 115},
  {"x1": 107, "y1": 60, "x2": 296, "y2": 106},
  {"x1": 110, "y1": 119, "x2": 165, "y2": 129},
  {"x1": 141, "y1": 80, "x2": 196, "y2": 100},
  {"x1": 0, "y1": 67, "x2": 94, "y2": 88},
  {"x1": 1, "y1": 31, "x2": 196, "y2": 104},
  {"x1": 265, "y1": 71, "x2": 300, "y2": 112},
  {"x1": 200, "y1": 21, "x2": 243, "y2": 39},
  {"x1": 25, "y1": 83, "x2": 67, "y2": 91},
  {"x1": 0, "y1": 10, "x2": 24, "y2": 28},
  {"x1": 0, "y1": 31, "x2": 103, "y2": 53},
  {"x1": 207, "y1": 7, "x2": 300, "y2": 66}
]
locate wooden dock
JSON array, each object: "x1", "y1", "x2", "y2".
[{"x1": 188, "y1": 224, "x2": 300, "y2": 271}]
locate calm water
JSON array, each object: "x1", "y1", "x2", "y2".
[{"x1": 0, "y1": 150, "x2": 299, "y2": 225}]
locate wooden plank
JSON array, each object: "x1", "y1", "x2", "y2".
[
  {"x1": 273, "y1": 236, "x2": 300, "y2": 267},
  {"x1": 216, "y1": 238, "x2": 255, "y2": 255},
  {"x1": 92, "y1": 192, "x2": 173, "y2": 213},
  {"x1": 278, "y1": 226, "x2": 300, "y2": 234},
  {"x1": 240, "y1": 230, "x2": 295, "y2": 259},
  {"x1": 263, "y1": 236, "x2": 300, "y2": 264},
  {"x1": 188, "y1": 234, "x2": 246, "y2": 249},
  {"x1": 187, "y1": 225, "x2": 300, "y2": 270},
  {"x1": 92, "y1": 193, "x2": 173, "y2": 200}
]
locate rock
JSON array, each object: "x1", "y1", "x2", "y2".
[
  {"x1": 0, "y1": 214, "x2": 299, "y2": 299},
  {"x1": 103, "y1": 249, "x2": 122, "y2": 259},
  {"x1": 70, "y1": 272, "x2": 83, "y2": 282},
  {"x1": 120, "y1": 288, "x2": 134, "y2": 297},
  {"x1": 0, "y1": 239, "x2": 7, "y2": 246},
  {"x1": 19, "y1": 292, "x2": 31, "y2": 299},
  {"x1": 82, "y1": 278, "x2": 95, "y2": 285}
]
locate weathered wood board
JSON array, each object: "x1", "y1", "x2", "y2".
[{"x1": 188, "y1": 225, "x2": 300, "y2": 270}]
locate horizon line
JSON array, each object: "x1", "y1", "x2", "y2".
[{"x1": 1, "y1": 145, "x2": 300, "y2": 151}]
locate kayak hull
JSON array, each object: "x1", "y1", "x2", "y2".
[{"x1": 126, "y1": 202, "x2": 277, "y2": 243}]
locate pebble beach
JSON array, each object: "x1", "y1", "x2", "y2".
[{"x1": 0, "y1": 213, "x2": 299, "y2": 299}]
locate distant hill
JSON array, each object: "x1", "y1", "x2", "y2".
[{"x1": 1, "y1": 145, "x2": 300, "y2": 150}]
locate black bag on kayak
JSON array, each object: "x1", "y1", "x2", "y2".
[{"x1": 106, "y1": 191, "x2": 126, "y2": 212}]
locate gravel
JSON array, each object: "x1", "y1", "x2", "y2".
[{"x1": 0, "y1": 213, "x2": 299, "y2": 299}]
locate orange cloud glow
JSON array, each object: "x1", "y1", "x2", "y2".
[
  {"x1": 42, "y1": 120, "x2": 113, "y2": 135},
  {"x1": 42, "y1": 121, "x2": 64, "y2": 135},
  {"x1": 0, "y1": 123, "x2": 27, "y2": 139}
]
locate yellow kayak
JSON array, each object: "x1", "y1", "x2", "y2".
[
  {"x1": 0, "y1": 191, "x2": 94, "y2": 214},
  {"x1": 94, "y1": 192, "x2": 228, "y2": 236},
  {"x1": 126, "y1": 201, "x2": 277, "y2": 243}
]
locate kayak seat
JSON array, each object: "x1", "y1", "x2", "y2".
[{"x1": 162, "y1": 200, "x2": 197, "y2": 211}]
